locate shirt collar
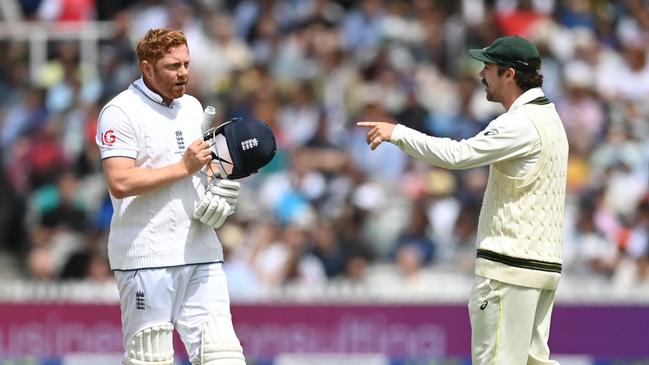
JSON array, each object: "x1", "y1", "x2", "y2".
[
  {"x1": 509, "y1": 87, "x2": 544, "y2": 111},
  {"x1": 130, "y1": 77, "x2": 175, "y2": 107}
]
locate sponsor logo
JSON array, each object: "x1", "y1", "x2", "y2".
[
  {"x1": 480, "y1": 300, "x2": 488, "y2": 310},
  {"x1": 102, "y1": 129, "x2": 116, "y2": 145},
  {"x1": 136, "y1": 291, "x2": 145, "y2": 310},
  {"x1": 483, "y1": 129, "x2": 499, "y2": 136}
]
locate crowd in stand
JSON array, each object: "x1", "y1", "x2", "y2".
[{"x1": 1, "y1": 0, "x2": 649, "y2": 299}]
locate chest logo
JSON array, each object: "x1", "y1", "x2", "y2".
[
  {"x1": 483, "y1": 129, "x2": 499, "y2": 136},
  {"x1": 175, "y1": 130, "x2": 185, "y2": 151}
]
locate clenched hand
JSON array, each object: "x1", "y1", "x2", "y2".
[{"x1": 181, "y1": 139, "x2": 213, "y2": 175}]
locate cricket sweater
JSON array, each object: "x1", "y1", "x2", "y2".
[{"x1": 390, "y1": 88, "x2": 568, "y2": 290}]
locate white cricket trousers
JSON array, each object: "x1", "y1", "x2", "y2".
[
  {"x1": 469, "y1": 276, "x2": 559, "y2": 365},
  {"x1": 114, "y1": 262, "x2": 240, "y2": 363}
]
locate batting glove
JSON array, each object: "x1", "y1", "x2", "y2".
[
  {"x1": 209, "y1": 180, "x2": 240, "y2": 215},
  {"x1": 193, "y1": 191, "x2": 232, "y2": 229}
]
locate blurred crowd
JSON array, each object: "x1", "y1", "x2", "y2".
[{"x1": 1, "y1": 0, "x2": 649, "y2": 300}]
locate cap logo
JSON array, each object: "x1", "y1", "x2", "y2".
[{"x1": 241, "y1": 138, "x2": 259, "y2": 151}]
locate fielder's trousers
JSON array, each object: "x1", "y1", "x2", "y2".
[{"x1": 469, "y1": 275, "x2": 559, "y2": 365}]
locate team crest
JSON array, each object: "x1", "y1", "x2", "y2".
[
  {"x1": 176, "y1": 130, "x2": 185, "y2": 152},
  {"x1": 136, "y1": 291, "x2": 145, "y2": 310}
]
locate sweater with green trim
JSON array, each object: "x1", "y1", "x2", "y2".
[{"x1": 474, "y1": 99, "x2": 568, "y2": 290}]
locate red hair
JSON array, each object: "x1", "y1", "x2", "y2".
[{"x1": 136, "y1": 28, "x2": 187, "y2": 66}]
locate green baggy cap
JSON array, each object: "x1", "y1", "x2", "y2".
[{"x1": 469, "y1": 36, "x2": 541, "y2": 71}]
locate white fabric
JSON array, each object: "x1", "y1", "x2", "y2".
[
  {"x1": 115, "y1": 263, "x2": 242, "y2": 363},
  {"x1": 391, "y1": 89, "x2": 543, "y2": 174},
  {"x1": 469, "y1": 276, "x2": 558, "y2": 365},
  {"x1": 96, "y1": 77, "x2": 224, "y2": 270},
  {"x1": 124, "y1": 322, "x2": 174, "y2": 365}
]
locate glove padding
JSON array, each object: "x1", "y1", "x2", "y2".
[
  {"x1": 210, "y1": 180, "x2": 240, "y2": 213},
  {"x1": 193, "y1": 191, "x2": 232, "y2": 229}
]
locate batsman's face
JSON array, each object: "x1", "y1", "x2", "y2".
[
  {"x1": 479, "y1": 63, "x2": 503, "y2": 103},
  {"x1": 145, "y1": 44, "x2": 190, "y2": 103}
]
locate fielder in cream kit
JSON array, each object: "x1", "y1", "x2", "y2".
[
  {"x1": 358, "y1": 36, "x2": 568, "y2": 364},
  {"x1": 96, "y1": 28, "x2": 275, "y2": 365}
]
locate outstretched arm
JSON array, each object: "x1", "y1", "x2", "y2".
[{"x1": 357, "y1": 118, "x2": 539, "y2": 170}]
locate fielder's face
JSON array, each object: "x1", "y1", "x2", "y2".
[
  {"x1": 479, "y1": 63, "x2": 504, "y2": 103},
  {"x1": 143, "y1": 44, "x2": 190, "y2": 104}
]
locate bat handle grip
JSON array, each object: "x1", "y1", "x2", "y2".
[{"x1": 201, "y1": 105, "x2": 216, "y2": 132}]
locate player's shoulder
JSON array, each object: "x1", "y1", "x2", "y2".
[
  {"x1": 101, "y1": 87, "x2": 138, "y2": 112},
  {"x1": 487, "y1": 110, "x2": 536, "y2": 136},
  {"x1": 500, "y1": 108, "x2": 534, "y2": 125},
  {"x1": 98, "y1": 88, "x2": 140, "y2": 126}
]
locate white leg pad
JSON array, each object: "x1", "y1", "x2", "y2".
[
  {"x1": 194, "y1": 311, "x2": 245, "y2": 365},
  {"x1": 125, "y1": 322, "x2": 175, "y2": 365}
]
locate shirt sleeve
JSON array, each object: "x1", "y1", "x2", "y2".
[
  {"x1": 390, "y1": 113, "x2": 540, "y2": 170},
  {"x1": 96, "y1": 105, "x2": 138, "y2": 160}
]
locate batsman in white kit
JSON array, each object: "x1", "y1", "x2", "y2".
[{"x1": 96, "y1": 28, "x2": 275, "y2": 365}]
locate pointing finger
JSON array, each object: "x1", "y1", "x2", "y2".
[{"x1": 356, "y1": 121, "x2": 377, "y2": 128}]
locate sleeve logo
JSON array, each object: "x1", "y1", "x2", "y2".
[
  {"x1": 483, "y1": 128, "x2": 499, "y2": 136},
  {"x1": 102, "y1": 129, "x2": 117, "y2": 145}
]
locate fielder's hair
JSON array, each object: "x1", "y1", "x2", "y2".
[
  {"x1": 136, "y1": 28, "x2": 187, "y2": 65},
  {"x1": 497, "y1": 59, "x2": 543, "y2": 91}
]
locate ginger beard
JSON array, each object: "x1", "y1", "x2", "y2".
[{"x1": 144, "y1": 44, "x2": 190, "y2": 103}]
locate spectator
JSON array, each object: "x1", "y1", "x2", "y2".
[
  {"x1": 312, "y1": 218, "x2": 347, "y2": 278},
  {"x1": 564, "y1": 196, "x2": 618, "y2": 278},
  {"x1": 390, "y1": 202, "x2": 436, "y2": 265}
]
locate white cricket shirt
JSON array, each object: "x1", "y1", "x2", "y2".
[{"x1": 96, "y1": 77, "x2": 223, "y2": 270}]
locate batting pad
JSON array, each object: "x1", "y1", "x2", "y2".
[
  {"x1": 194, "y1": 310, "x2": 245, "y2": 365},
  {"x1": 124, "y1": 322, "x2": 174, "y2": 365}
]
